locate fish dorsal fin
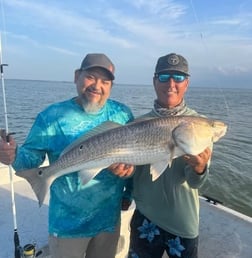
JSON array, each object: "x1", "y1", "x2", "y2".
[
  {"x1": 131, "y1": 116, "x2": 157, "y2": 124},
  {"x1": 60, "y1": 121, "x2": 122, "y2": 156},
  {"x1": 86, "y1": 121, "x2": 122, "y2": 137},
  {"x1": 150, "y1": 159, "x2": 169, "y2": 181}
]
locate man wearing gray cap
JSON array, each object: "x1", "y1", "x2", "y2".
[
  {"x1": 0, "y1": 53, "x2": 134, "y2": 258},
  {"x1": 128, "y1": 53, "x2": 211, "y2": 258}
]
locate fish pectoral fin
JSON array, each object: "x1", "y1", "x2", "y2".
[
  {"x1": 79, "y1": 168, "x2": 103, "y2": 185},
  {"x1": 150, "y1": 160, "x2": 169, "y2": 181}
]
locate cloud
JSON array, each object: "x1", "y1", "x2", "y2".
[
  {"x1": 2, "y1": 0, "x2": 192, "y2": 53},
  {"x1": 1, "y1": 0, "x2": 252, "y2": 86},
  {"x1": 217, "y1": 65, "x2": 251, "y2": 75},
  {"x1": 3, "y1": 0, "x2": 135, "y2": 49},
  {"x1": 211, "y1": 19, "x2": 243, "y2": 26},
  {"x1": 127, "y1": 0, "x2": 187, "y2": 19},
  {"x1": 46, "y1": 46, "x2": 78, "y2": 56}
]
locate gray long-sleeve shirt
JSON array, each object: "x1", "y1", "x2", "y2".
[{"x1": 133, "y1": 107, "x2": 209, "y2": 238}]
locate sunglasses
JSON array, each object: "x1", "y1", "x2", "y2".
[{"x1": 155, "y1": 73, "x2": 187, "y2": 83}]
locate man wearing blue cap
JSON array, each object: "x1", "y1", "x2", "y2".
[{"x1": 0, "y1": 53, "x2": 134, "y2": 258}]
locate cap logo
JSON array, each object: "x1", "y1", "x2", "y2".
[{"x1": 167, "y1": 55, "x2": 179, "y2": 66}]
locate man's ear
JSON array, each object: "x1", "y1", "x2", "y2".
[
  {"x1": 74, "y1": 69, "x2": 80, "y2": 83},
  {"x1": 153, "y1": 76, "x2": 156, "y2": 86},
  {"x1": 185, "y1": 78, "x2": 189, "y2": 89}
]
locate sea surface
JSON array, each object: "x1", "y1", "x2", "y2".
[{"x1": 0, "y1": 79, "x2": 252, "y2": 217}]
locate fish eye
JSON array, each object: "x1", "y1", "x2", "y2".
[
  {"x1": 38, "y1": 170, "x2": 43, "y2": 176},
  {"x1": 79, "y1": 145, "x2": 84, "y2": 150}
]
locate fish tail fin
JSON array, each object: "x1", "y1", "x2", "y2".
[{"x1": 15, "y1": 166, "x2": 50, "y2": 207}]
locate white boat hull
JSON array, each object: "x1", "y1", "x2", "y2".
[{"x1": 1, "y1": 164, "x2": 252, "y2": 258}]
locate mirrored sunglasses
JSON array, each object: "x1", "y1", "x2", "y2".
[{"x1": 155, "y1": 73, "x2": 187, "y2": 83}]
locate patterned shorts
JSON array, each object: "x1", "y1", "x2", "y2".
[{"x1": 128, "y1": 209, "x2": 198, "y2": 258}]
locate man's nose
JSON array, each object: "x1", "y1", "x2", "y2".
[{"x1": 165, "y1": 77, "x2": 176, "y2": 86}]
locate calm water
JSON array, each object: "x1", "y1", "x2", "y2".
[{"x1": 1, "y1": 79, "x2": 252, "y2": 217}]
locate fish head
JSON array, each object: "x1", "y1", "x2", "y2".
[{"x1": 172, "y1": 117, "x2": 227, "y2": 155}]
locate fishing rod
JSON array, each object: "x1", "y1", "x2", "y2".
[
  {"x1": 0, "y1": 34, "x2": 38, "y2": 258},
  {"x1": 0, "y1": 0, "x2": 40, "y2": 256},
  {"x1": 0, "y1": 33, "x2": 23, "y2": 258}
]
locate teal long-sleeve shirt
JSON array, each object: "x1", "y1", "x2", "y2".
[
  {"x1": 132, "y1": 108, "x2": 209, "y2": 239},
  {"x1": 12, "y1": 98, "x2": 134, "y2": 238}
]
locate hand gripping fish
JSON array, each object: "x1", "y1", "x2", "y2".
[{"x1": 16, "y1": 116, "x2": 227, "y2": 206}]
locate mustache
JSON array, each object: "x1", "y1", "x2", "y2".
[{"x1": 86, "y1": 86, "x2": 102, "y2": 95}]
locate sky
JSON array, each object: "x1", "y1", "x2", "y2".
[{"x1": 0, "y1": 0, "x2": 252, "y2": 87}]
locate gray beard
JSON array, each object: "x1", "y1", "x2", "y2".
[{"x1": 81, "y1": 99, "x2": 102, "y2": 114}]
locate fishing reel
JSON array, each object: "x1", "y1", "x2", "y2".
[
  {"x1": 18, "y1": 242, "x2": 45, "y2": 258},
  {"x1": 20, "y1": 243, "x2": 36, "y2": 258},
  {"x1": 19, "y1": 242, "x2": 45, "y2": 258}
]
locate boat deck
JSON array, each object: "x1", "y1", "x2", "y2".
[{"x1": 1, "y1": 164, "x2": 252, "y2": 258}]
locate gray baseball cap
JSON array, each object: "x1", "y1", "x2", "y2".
[
  {"x1": 155, "y1": 53, "x2": 190, "y2": 76},
  {"x1": 80, "y1": 53, "x2": 115, "y2": 80}
]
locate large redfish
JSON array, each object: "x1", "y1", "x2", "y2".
[{"x1": 16, "y1": 116, "x2": 227, "y2": 206}]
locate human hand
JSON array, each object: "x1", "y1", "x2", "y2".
[
  {"x1": 108, "y1": 163, "x2": 135, "y2": 178},
  {"x1": 183, "y1": 147, "x2": 212, "y2": 174},
  {"x1": 0, "y1": 133, "x2": 17, "y2": 165}
]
